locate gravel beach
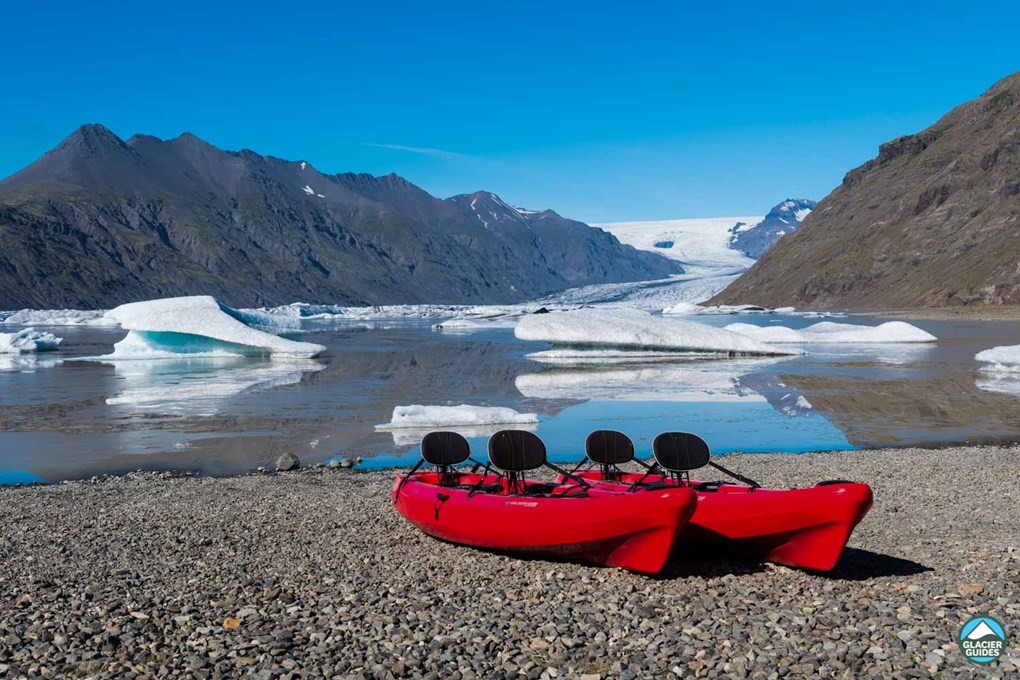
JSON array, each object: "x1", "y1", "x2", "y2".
[{"x1": 1, "y1": 446, "x2": 1018, "y2": 679}]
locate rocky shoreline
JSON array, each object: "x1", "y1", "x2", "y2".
[{"x1": 1, "y1": 446, "x2": 1018, "y2": 678}]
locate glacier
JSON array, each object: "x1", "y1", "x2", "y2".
[
  {"x1": 724, "y1": 321, "x2": 937, "y2": 344},
  {"x1": 514, "y1": 308, "x2": 799, "y2": 356},
  {"x1": 102, "y1": 296, "x2": 326, "y2": 358}
]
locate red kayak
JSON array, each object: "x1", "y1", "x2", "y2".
[
  {"x1": 392, "y1": 430, "x2": 698, "y2": 574},
  {"x1": 572, "y1": 430, "x2": 874, "y2": 571}
]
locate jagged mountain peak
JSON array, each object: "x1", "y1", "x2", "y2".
[{"x1": 0, "y1": 125, "x2": 680, "y2": 307}]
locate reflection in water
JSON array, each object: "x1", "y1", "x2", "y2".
[
  {"x1": 8, "y1": 315, "x2": 1020, "y2": 483},
  {"x1": 515, "y1": 359, "x2": 781, "y2": 403},
  {"x1": 975, "y1": 368, "x2": 1020, "y2": 396},
  {"x1": 102, "y1": 357, "x2": 326, "y2": 416},
  {"x1": 735, "y1": 374, "x2": 816, "y2": 417}
]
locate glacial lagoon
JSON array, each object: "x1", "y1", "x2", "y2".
[{"x1": 2, "y1": 313, "x2": 1020, "y2": 484}]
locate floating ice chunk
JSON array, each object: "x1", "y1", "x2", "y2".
[
  {"x1": 375, "y1": 404, "x2": 538, "y2": 430},
  {"x1": 1, "y1": 309, "x2": 114, "y2": 326},
  {"x1": 103, "y1": 296, "x2": 325, "y2": 358},
  {"x1": 725, "y1": 321, "x2": 936, "y2": 344},
  {"x1": 0, "y1": 328, "x2": 63, "y2": 354},
  {"x1": 514, "y1": 308, "x2": 798, "y2": 356},
  {"x1": 660, "y1": 302, "x2": 704, "y2": 315},
  {"x1": 695, "y1": 304, "x2": 772, "y2": 315},
  {"x1": 431, "y1": 315, "x2": 521, "y2": 332},
  {"x1": 527, "y1": 348, "x2": 712, "y2": 364},
  {"x1": 975, "y1": 344, "x2": 1020, "y2": 372},
  {"x1": 384, "y1": 421, "x2": 539, "y2": 448}
]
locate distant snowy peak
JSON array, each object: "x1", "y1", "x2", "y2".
[
  {"x1": 448, "y1": 191, "x2": 547, "y2": 229},
  {"x1": 729, "y1": 198, "x2": 816, "y2": 259}
]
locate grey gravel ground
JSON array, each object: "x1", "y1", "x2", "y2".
[{"x1": 1, "y1": 446, "x2": 1018, "y2": 679}]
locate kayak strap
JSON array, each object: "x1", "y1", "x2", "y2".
[
  {"x1": 394, "y1": 458, "x2": 426, "y2": 498},
  {"x1": 708, "y1": 461, "x2": 761, "y2": 489},
  {"x1": 546, "y1": 462, "x2": 591, "y2": 489}
]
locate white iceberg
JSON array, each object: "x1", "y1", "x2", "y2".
[
  {"x1": 431, "y1": 315, "x2": 522, "y2": 332},
  {"x1": 376, "y1": 404, "x2": 538, "y2": 430},
  {"x1": 0, "y1": 328, "x2": 63, "y2": 354},
  {"x1": 102, "y1": 296, "x2": 325, "y2": 359},
  {"x1": 975, "y1": 344, "x2": 1020, "y2": 372},
  {"x1": 384, "y1": 422, "x2": 539, "y2": 448},
  {"x1": 526, "y1": 348, "x2": 712, "y2": 364},
  {"x1": 724, "y1": 321, "x2": 936, "y2": 344},
  {"x1": 0, "y1": 309, "x2": 114, "y2": 326},
  {"x1": 514, "y1": 308, "x2": 798, "y2": 356}
]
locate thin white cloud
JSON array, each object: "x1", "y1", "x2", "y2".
[{"x1": 363, "y1": 143, "x2": 471, "y2": 160}]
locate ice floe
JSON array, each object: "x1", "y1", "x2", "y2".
[
  {"x1": 0, "y1": 309, "x2": 114, "y2": 326},
  {"x1": 975, "y1": 344, "x2": 1020, "y2": 370},
  {"x1": 102, "y1": 296, "x2": 325, "y2": 358},
  {"x1": 514, "y1": 308, "x2": 799, "y2": 356},
  {"x1": 0, "y1": 328, "x2": 63, "y2": 354},
  {"x1": 376, "y1": 404, "x2": 538, "y2": 430},
  {"x1": 724, "y1": 321, "x2": 936, "y2": 344},
  {"x1": 376, "y1": 404, "x2": 539, "y2": 447}
]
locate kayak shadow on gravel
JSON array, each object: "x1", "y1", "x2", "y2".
[{"x1": 654, "y1": 547, "x2": 932, "y2": 581}]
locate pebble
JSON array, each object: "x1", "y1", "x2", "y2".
[{"x1": 0, "y1": 445, "x2": 1017, "y2": 678}]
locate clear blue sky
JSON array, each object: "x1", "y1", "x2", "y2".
[{"x1": 2, "y1": 0, "x2": 1019, "y2": 222}]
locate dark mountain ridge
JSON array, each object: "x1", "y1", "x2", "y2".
[
  {"x1": 0, "y1": 125, "x2": 680, "y2": 309},
  {"x1": 712, "y1": 72, "x2": 1020, "y2": 309}
]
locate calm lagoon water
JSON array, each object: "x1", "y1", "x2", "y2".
[{"x1": 2, "y1": 314, "x2": 1019, "y2": 484}]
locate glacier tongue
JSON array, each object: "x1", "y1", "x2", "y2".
[{"x1": 103, "y1": 296, "x2": 325, "y2": 358}]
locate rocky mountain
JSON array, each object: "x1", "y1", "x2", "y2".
[
  {"x1": 0, "y1": 125, "x2": 680, "y2": 309},
  {"x1": 729, "y1": 198, "x2": 815, "y2": 259},
  {"x1": 712, "y1": 72, "x2": 1020, "y2": 309}
]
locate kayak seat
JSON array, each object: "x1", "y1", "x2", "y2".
[
  {"x1": 394, "y1": 431, "x2": 476, "y2": 497},
  {"x1": 577, "y1": 430, "x2": 643, "y2": 479},
  {"x1": 473, "y1": 430, "x2": 591, "y2": 497},
  {"x1": 643, "y1": 432, "x2": 761, "y2": 490}
]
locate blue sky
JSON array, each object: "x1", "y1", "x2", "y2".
[{"x1": 2, "y1": 0, "x2": 1019, "y2": 222}]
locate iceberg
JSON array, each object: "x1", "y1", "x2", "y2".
[
  {"x1": 0, "y1": 309, "x2": 114, "y2": 326},
  {"x1": 0, "y1": 328, "x2": 63, "y2": 354},
  {"x1": 514, "y1": 308, "x2": 799, "y2": 356},
  {"x1": 376, "y1": 404, "x2": 538, "y2": 430},
  {"x1": 526, "y1": 348, "x2": 712, "y2": 364},
  {"x1": 975, "y1": 344, "x2": 1020, "y2": 371},
  {"x1": 376, "y1": 404, "x2": 539, "y2": 448},
  {"x1": 103, "y1": 296, "x2": 325, "y2": 358},
  {"x1": 724, "y1": 321, "x2": 936, "y2": 344}
]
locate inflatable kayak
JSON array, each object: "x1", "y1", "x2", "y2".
[
  {"x1": 392, "y1": 430, "x2": 698, "y2": 574},
  {"x1": 572, "y1": 430, "x2": 873, "y2": 572}
]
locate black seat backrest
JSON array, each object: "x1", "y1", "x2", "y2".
[
  {"x1": 652, "y1": 432, "x2": 710, "y2": 472},
  {"x1": 488, "y1": 430, "x2": 546, "y2": 471},
  {"x1": 585, "y1": 430, "x2": 635, "y2": 465},
  {"x1": 421, "y1": 431, "x2": 471, "y2": 467}
]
